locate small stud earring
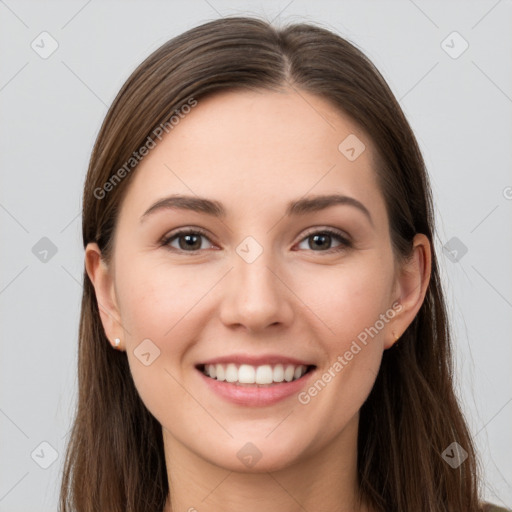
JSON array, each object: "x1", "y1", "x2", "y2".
[{"x1": 114, "y1": 338, "x2": 121, "y2": 349}]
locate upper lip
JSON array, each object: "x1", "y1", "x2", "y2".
[{"x1": 197, "y1": 354, "x2": 316, "y2": 368}]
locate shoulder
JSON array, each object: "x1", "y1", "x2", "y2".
[{"x1": 481, "y1": 502, "x2": 512, "y2": 512}]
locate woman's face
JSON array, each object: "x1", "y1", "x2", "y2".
[{"x1": 87, "y1": 89, "x2": 425, "y2": 472}]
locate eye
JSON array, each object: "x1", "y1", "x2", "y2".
[
  {"x1": 296, "y1": 228, "x2": 352, "y2": 253},
  {"x1": 161, "y1": 229, "x2": 214, "y2": 253},
  {"x1": 160, "y1": 227, "x2": 352, "y2": 254}
]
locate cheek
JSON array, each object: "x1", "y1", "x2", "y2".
[
  {"x1": 293, "y1": 258, "x2": 392, "y2": 430},
  {"x1": 115, "y1": 255, "x2": 209, "y2": 340},
  {"x1": 115, "y1": 259, "x2": 207, "y2": 430},
  {"x1": 303, "y1": 256, "x2": 393, "y2": 342},
  {"x1": 293, "y1": 257, "x2": 390, "y2": 401},
  {"x1": 113, "y1": 258, "x2": 203, "y2": 401}
]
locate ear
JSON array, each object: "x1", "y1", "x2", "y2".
[
  {"x1": 85, "y1": 242, "x2": 123, "y2": 349},
  {"x1": 384, "y1": 233, "x2": 432, "y2": 349}
]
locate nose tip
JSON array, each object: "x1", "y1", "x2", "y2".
[{"x1": 219, "y1": 259, "x2": 294, "y2": 332}]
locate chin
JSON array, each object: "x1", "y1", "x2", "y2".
[{"x1": 199, "y1": 434, "x2": 311, "y2": 474}]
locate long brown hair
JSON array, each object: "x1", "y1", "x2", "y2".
[{"x1": 59, "y1": 16, "x2": 483, "y2": 512}]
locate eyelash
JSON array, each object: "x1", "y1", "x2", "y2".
[{"x1": 160, "y1": 227, "x2": 352, "y2": 255}]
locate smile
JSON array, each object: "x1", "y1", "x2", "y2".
[
  {"x1": 195, "y1": 361, "x2": 317, "y2": 406},
  {"x1": 198, "y1": 363, "x2": 315, "y2": 386}
]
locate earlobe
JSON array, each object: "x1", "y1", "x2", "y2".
[
  {"x1": 84, "y1": 242, "x2": 123, "y2": 347},
  {"x1": 385, "y1": 233, "x2": 432, "y2": 349}
]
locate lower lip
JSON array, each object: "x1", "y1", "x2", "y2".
[{"x1": 197, "y1": 367, "x2": 316, "y2": 407}]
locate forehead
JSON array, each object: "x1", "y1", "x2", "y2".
[{"x1": 117, "y1": 88, "x2": 385, "y2": 226}]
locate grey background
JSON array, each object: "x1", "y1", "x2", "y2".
[{"x1": 1, "y1": 0, "x2": 511, "y2": 510}]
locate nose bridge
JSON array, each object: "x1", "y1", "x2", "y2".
[
  {"x1": 237, "y1": 248, "x2": 276, "y2": 299},
  {"x1": 220, "y1": 235, "x2": 292, "y2": 331}
]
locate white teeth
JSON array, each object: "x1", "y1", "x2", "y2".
[
  {"x1": 273, "y1": 364, "x2": 284, "y2": 382},
  {"x1": 284, "y1": 365, "x2": 295, "y2": 382},
  {"x1": 255, "y1": 365, "x2": 273, "y2": 384},
  {"x1": 202, "y1": 363, "x2": 310, "y2": 384},
  {"x1": 225, "y1": 363, "x2": 238, "y2": 383},
  {"x1": 238, "y1": 364, "x2": 256, "y2": 384},
  {"x1": 215, "y1": 364, "x2": 225, "y2": 381}
]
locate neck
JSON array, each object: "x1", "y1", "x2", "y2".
[{"x1": 162, "y1": 413, "x2": 372, "y2": 512}]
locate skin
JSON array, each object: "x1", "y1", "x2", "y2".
[{"x1": 85, "y1": 89, "x2": 431, "y2": 512}]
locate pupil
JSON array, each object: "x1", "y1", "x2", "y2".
[
  {"x1": 180, "y1": 234, "x2": 201, "y2": 250},
  {"x1": 311, "y1": 234, "x2": 330, "y2": 250}
]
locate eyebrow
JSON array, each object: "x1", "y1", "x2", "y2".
[{"x1": 140, "y1": 193, "x2": 373, "y2": 226}]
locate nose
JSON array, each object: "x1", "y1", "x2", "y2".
[{"x1": 218, "y1": 248, "x2": 294, "y2": 333}]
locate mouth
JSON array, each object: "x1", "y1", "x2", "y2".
[{"x1": 195, "y1": 362, "x2": 317, "y2": 387}]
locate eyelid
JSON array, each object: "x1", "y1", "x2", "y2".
[{"x1": 298, "y1": 226, "x2": 352, "y2": 243}]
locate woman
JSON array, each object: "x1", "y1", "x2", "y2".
[{"x1": 59, "y1": 16, "x2": 510, "y2": 512}]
